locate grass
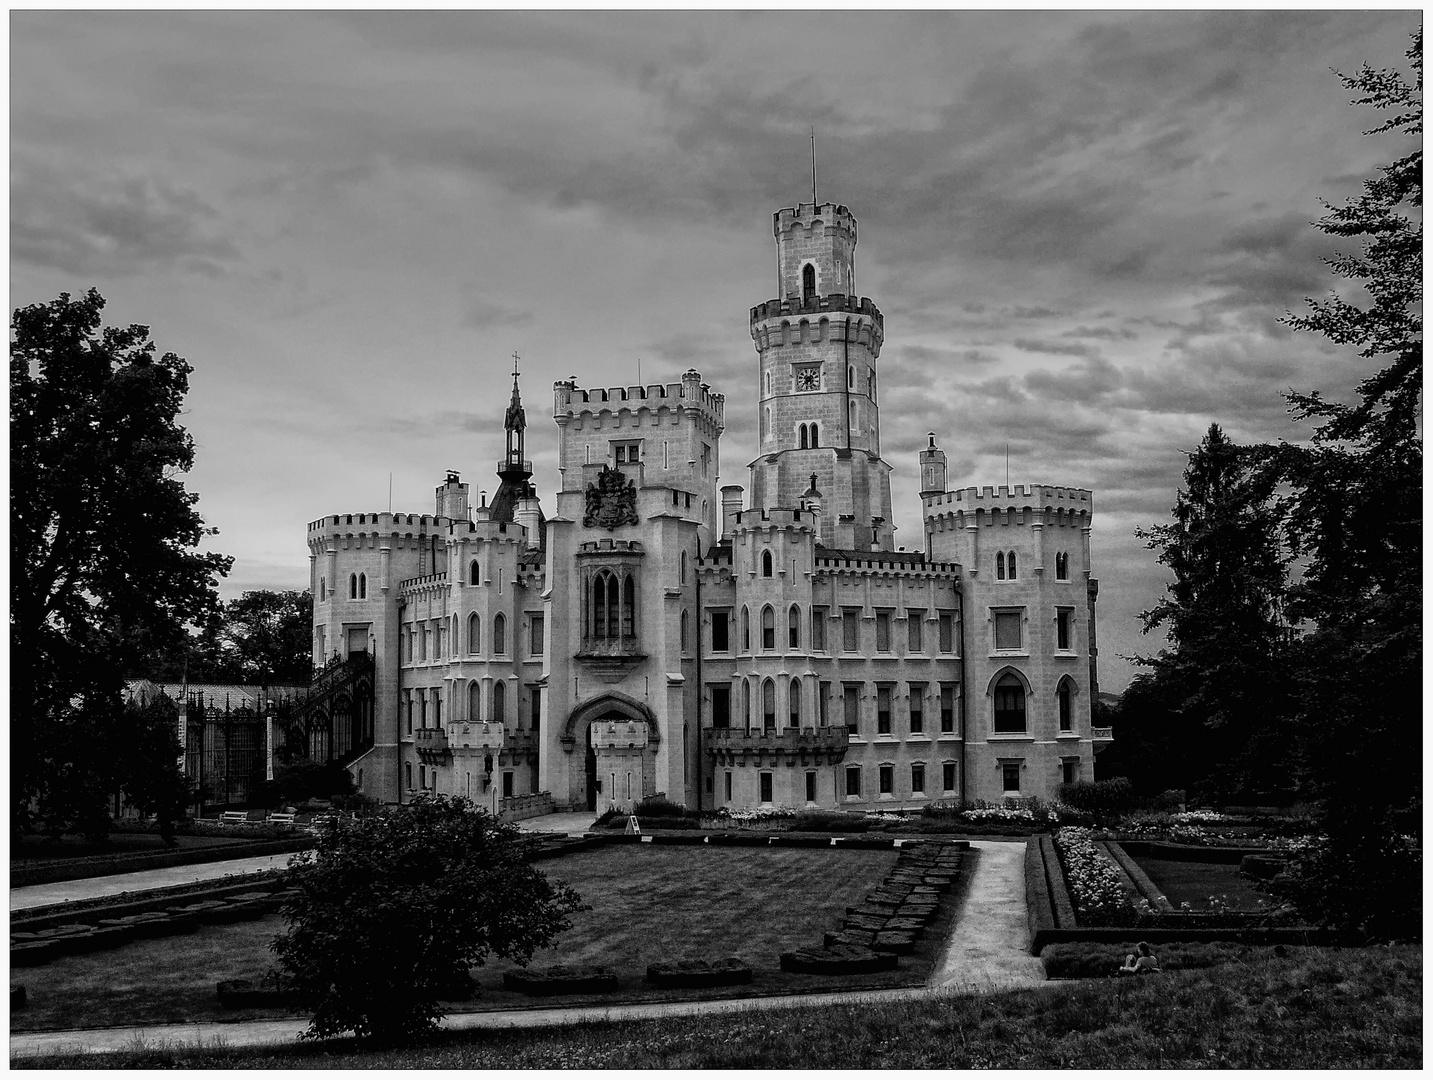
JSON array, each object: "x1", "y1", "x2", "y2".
[
  {"x1": 12, "y1": 945, "x2": 1420, "y2": 1068},
  {"x1": 1129, "y1": 856, "x2": 1275, "y2": 911},
  {"x1": 12, "y1": 845, "x2": 924, "y2": 1032}
]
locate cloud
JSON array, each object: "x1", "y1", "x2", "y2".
[{"x1": 463, "y1": 297, "x2": 533, "y2": 329}]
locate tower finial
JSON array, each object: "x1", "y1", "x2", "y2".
[{"x1": 810, "y1": 126, "x2": 817, "y2": 206}]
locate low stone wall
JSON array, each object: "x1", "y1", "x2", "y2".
[{"x1": 499, "y1": 792, "x2": 555, "y2": 822}]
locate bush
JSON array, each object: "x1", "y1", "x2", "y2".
[
  {"x1": 251, "y1": 761, "x2": 355, "y2": 810},
  {"x1": 1058, "y1": 778, "x2": 1137, "y2": 818},
  {"x1": 593, "y1": 808, "x2": 621, "y2": 829},
  {"x1": 272, "y1": 795, "x2": 586, "y2": 1044},
  {"x1": 1268, "y1": 827, "x2": 1421, "y2": 941},
  {"x1": 1040, "y1": 940, "x2": 1258, "y2": 978},
  {"x1": 633, "y1": 795, "x2": 688, "y2": 819},
  {"x1": 792, "y1": 811, "x2": 868, "y2": 833}
]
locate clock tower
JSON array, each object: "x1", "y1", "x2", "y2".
[{"x1": 748, "y1": 200, "x2": 894, "y2": 551}]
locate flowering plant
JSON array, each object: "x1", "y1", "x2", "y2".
[
  {"x1": 1052, "y1": 826, "x2": 1143, "y2": 926},
  {"x1": 714, "y1": 804, "x2": 796, "y2": 824}
]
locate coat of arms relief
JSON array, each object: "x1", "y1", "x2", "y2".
[{"x1": 583, "y1": 465, "x2": 639, "y2": 530}]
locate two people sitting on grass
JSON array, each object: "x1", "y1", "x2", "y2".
[{"x1": 1118, "y1": 941, "x2": 1160, "y2": 975}]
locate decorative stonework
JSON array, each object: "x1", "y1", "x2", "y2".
[{"x1": 583, "y1": 465, "x2": 638, "y2": 530}]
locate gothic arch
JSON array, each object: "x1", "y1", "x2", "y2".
[{"x1": 561, "y1": 692, "x2": 660, "y2": 748}]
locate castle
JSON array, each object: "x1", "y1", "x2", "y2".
[{"x1": 307, "y1": 199, "x2": 1109, "y2": 815}]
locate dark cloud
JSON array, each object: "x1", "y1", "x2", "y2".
[{"x1": 1012, "y1": 338, "x2": 1103, "y2": 359}]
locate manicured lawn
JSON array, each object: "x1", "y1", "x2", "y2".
[
  {"x1": 13, "y1": 845, "x2": 923, "y2": 1032},
  {"x1": 13, "y1": 945, "x2": 1421, "y2": 1069},
  {"x1": 12, "y1": 832, "x2": 254, "y2": 866},
  {"x1": 1128, "y1": 855, "x2": 1276, "y2": 911}
]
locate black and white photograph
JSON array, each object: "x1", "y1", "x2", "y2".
[{"x1": 10, "y1": 9, "x2": 1420, "y2": 1068}]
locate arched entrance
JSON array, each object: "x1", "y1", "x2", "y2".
[{"x1": 562, "y1": 693, "x2": 660, "y2": 814}]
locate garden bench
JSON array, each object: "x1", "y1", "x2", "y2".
[
  {"x1": 266, "y1": 812, "x2": 297, "y2": 827},
  {"x1": 218, "y1": 811, "x2": 249, "y2": 826}
]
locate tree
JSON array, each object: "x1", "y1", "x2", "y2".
[
  {"x1": 1262, "y1": 29, "x2": 1421, "y2": 938},
  {"x1": 11, "y1": 288, "x2": 232, "y2": 835},
  {"x1": 1135, "y1": 423, "x2": 1295, "y2": 802},
  {"x1": 223, "y1": 590, "x2": 313, "y2": 685},
  {"x1": 272, "y1": 796, "x2": 585, "y2": 1044}
]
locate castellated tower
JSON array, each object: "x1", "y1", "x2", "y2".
[{"x1": 748, "y1": 202, "x2": 894, "y2": 551}]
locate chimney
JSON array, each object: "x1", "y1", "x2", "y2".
[
  {"x1": 435, "y1": 470, "x2": 470, "y2": 520},
  {"x1": 515, "y1": 495, "x2": 542, "y2": 549},
  {"x1": 720, "y1": 484, "x2": 744, "y2": 541}
]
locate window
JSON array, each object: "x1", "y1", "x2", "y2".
[
  {"x1": 843, "y1": 684, "x2": 859, "y2": 732},
  {"x1": 842, "y1": 609, "x2": 859, "y2": 651},
  {"x1": 741, "y1": 606, "x2": 751, "y2": 652},
  {"x1": 421, "y1": 627, "x2": 430, "y2": 661},
  {"x1": 725, "y1": 771, "x2": 733, "y2": 802},
  {"x1": 1056, "y1": 551, "x2": 1069, "y2": 580},
  {"x1": 468, "y1": 682, "x2": 481, "y2": 723},
  {"x1": 418, "y1": 696, "x2": 427, "y2": 729},
  {"x1": 743, "y1": 680, "x2": 752, "y2": 731},
  {"x1": 407, "y1": 762, "x2": 413, "y2": 789},
  {"x1": 349, "y1": 573, "x2": 358, "y2": 599},
  {"x1": 996, "y1": 552, "x2": 1005, "y2": 580},
  {"x1": 875, "y1": 612, "x2": 891, "y2": 652},
  {"x1": 622, "y1": 575, "x2": 635, "y2": 637},
  {"x1": 938, "y1": 611, "x2": 955, "y2": 653},
  {"x1": 470, "y1": 560, "x2": 480, "y2": 586},
  {"x1": 909, "y1": 684, "x2": 924, "y2": 734},
  {"x1": 942, "y1": 762, "x2": 957, "y2": 793},
  {"x1": 1002, "y1": 762, "x2": 1021, "y2": 794},
  {"x1": 788, "y1": 605, "x2": 801, "y2": 649},
  {"x1": 994, "y1": 611, "x2": 1023, "y2": 651},
  {"x1": 360, "y1": 573, "x2": 367, "y2": 599},
  {"x1": 911, "y1": 763, "x2": 926, "y2": 794},
  {"x1": 812, "y1": 608, "x2": 827, "y2": 651},
  {"x1": 712, "y1": 685, "x2": 731, "y2": 729},
  {"x1": 789, "y1": 678, "x2": 801, "y2": 729},
  {"x1": 760, "y1": 772, "x2": 774, "y2": 804},
  {"x1": 406, "y1": 694, "x2": 414, "y2": 735},
  {"x1": 502, "y1": 771, "x2": 514, "y2": 798},
  {"x1": 819, "y1": 682, "x2": 830, "y2": 726},
  {"x1": 1063, "y1": 759, "x2": 1077, "y2": 786},
  {"x1": 432, "y1": 695, "x2": 441, "y2": 726},
  {"x1": 468, "y1": 613, "x2": 480, "y2": 654},
  {"x1": 761, "y1": 606, "x2": 775, "y2": 650},
  {"x1": 762, "y1": 550, "x2": 773, "y2": 577},
  {"x1": 1056, "y1": 609, "x2": 1072, "y2": 651},
  {"x1": 680, "y1": 610, "x2": 689, "y2": 653},
  {"x1": 530, "y1": 614, "x2": 544, "y2": 656},
  {"x1": 711, "y1": 610, "x2": 730, "y2": 652},
  {"x1": 420, "y1": 764, "x2": 427, "y2": 789},
  {"x1": 492, "y1": 680, "x2": 505, "y2": 724},
  {"x1": 805, "y1": 771, "x2": 817, "y2": 804},
  {"x1": 846, "y1": 766, "x2": 862, "y2": 798},
  {"x1": 531, "y1": 686, "x2": 541, "y2": 733},
  {"x1": 680, "y1": 550, "x2": 687, "y2": 583},
  {"x1": 613, "y1": 440, "x2": 640, "y2": 464},
  {"x1": 762, "y1": 679, "x2": 776, "y2": 730},
  {"x1": 319, "y1": 577, "x2": 325, "y2": 601},
  {"x1": 994, "y1": 674, "x2": 1027, "y2": 733},
  {"x1": 879, "y1": 764, "x2": 894, "y2": 795},
  {"x1": 802, "y1": 262, "x2": 816, "y2": 303},
  {"x1": 907, "y1": 610, "x2": 924, "y2": 652},
  {"x1": 493, "y1": 613, "x2": 506, "y2": 655},
  {"x1": 940, "y1": 684, "x2": 956, "y2": 733},
  {"x1": 1058, "y1": 680, "x2": 1073, "y2": 731},
  {"x1": 847, "y1": 364, "x2": 855, "y2": 390},
  {"x1": 799, "y1": 423, "x2": 808, "y2": 449},
  {"x1": 877, "y1": 686, "x2": 892, "y2": 735},
  {"x1": 1007, "y1": 551, "x2": 1017, "y2": 579}
]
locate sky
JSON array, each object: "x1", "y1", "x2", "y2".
[{"x1": 10, "y1": 10, "x2": 1419, "y2": 694}]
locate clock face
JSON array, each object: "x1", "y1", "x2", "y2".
[{"x1": 796, "y1": 368, "x2": 821, "y2": 391}]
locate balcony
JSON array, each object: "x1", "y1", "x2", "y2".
[
  {"x1": 448, "y1": 721, "x2": 506, "y2": 755},
  {"x1": 1092, "y1": 726, "x2": 1113, "y2": 754},
  {"x1": 703, "y1": 725, "x2": 851, "y2": 766},
  {"x1": 415, "y1": 725, "x2": 450, "y2": 763}
]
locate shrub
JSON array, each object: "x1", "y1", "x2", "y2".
[
  {"x1": 272, "y1": 795, "x2": 586, "y2": 1044},
  {"x1": 1058, "y1": 778, "x2": 1136, "y2": 818},
  {"x1": 633, "y1": 795, "x2": 687, "y2": 819},
  {"x1": 593, "y1": 808, "x2": 621, "y2": 829},
  {"x1": 792, "y1": 811, "x2": 868, "y2": 833},
  {"x1": 1268, "y1": 828, "x2": 1421, "y2": 941}
]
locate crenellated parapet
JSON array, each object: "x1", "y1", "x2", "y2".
[
  {"x1": 773, "y1": 200, "x2": 857, "y2": 243},
  {"x1": 553, "y1": 369, "x2": 724, "y2": 431},
  {"x1": 814, "y1": 549, "x2": 961, "y2": 581},
  {"x1": 750, "y1": 294, "x2": 883, "y2": 323},
  {"x1": 731, "y1": 507, "x2": 820, "y2": 533},
  {"x1": 923, "y1": 484, "x2": 1094, "y2": 529}
]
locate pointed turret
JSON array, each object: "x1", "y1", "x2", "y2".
[{"x1": 490, "y1": 353, "x2": 545, "y2": 548}]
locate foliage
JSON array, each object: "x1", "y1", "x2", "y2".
[
  {"x1": 1268, "y1": 832, "x2": 1421, "y2": 941},
  {"x1": 632, "y1": 795, "x2": 690, "y2": 819},
  {"x1": 1057, "y1": 778, "x2": 1136, "y2": 818},
  {"x1": 145, "y1": 589, "x2": 314, "y2": 685},
  {"x1": 250, "y1": 761, "x2": 356, "y2": 809},
  {"x1": 713, "y1": 804, "x2": 797, "y2": 825},
  {"x1": 1040, "y1": 940, "x2": 1264, "y2": 979},
  {"x1": 11, "y1": 289, "x2": 232, "y2": 837},
  {"x1": 1052, "y1": 827, "x2": 1146, "y2": 926},
  {"x1": 791, "y1": 810, "x2": 869, "y2": 833},
  {"x1": 272, "y1": 795, "x2": 585, "y2": 1044}
]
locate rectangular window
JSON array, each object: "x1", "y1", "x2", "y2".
[
  {"x1": 994, "y1": 611, "x2": 1023, "y2": 651},
  {"x1": 1063, "y1": 759, "x2": 1077, "y2": 786},
  {"x1": 762, "y1": 619, "x2": 775, "y2": 651},
  {"x1": 842, "y1": 609, "x2": 859, "y2": 651},
  {"x1": 711, "y1": 611, "x2": 730, "y2": 652},
  {"x1": 759, "y1": 772, "x2": 773, "y2": 804},
  {"x1": 843, "y1": 684, "x2": 860, "y2": 732},
  {"x1": 712, "y1": 685, "x2": 731, "y2": 729},
  {"x1": 938, "y1": 611, "x2": 955, "y2": 653},
  {"x1": 811, "y1": 607, "x2": 827, "y2": 651},
  {"x1": 421, "y1": 629, "x2": 429, "y2": 662},
  {"x1": 875, "y1": 612, "x2": 892, "y2": 652},
  {"x1": 805, "y1": 771, "x2": 817, "y2": 804},
  {"x1": 909, "y1": 684, "x2": 924, "y2": 734},
  {"x1": 942, "y1": 762, "x2": 957, "y2": 793},
  {"x1": 907, "y1": 610, "x2": 924, "y2": 652},
  {"x1": 406, "y1": 694, "x2": 414, "y2": 735},
  {"x1": 1056, "y1": 609, "x2": 1072, "y2": 651},
  {"x1": 879, "y1": 764, "x2": 894, "y2": 795},
  {"x1": 845, "y1": 766, "x2": 862, "y2": 798},
  {"x1": 419, "y1": 764, "x2": 427, "y2": 789},
  {"x1": 1002, "y1": 762, "x2": 1021, "y2": 794},
  {"x1": 406, "y1": 762, "x2": 413, "y2": 789},
  {"x1": 819, "y1": 681, "x2": 830, "y2": 726},
  {"x1": 911, "y1": 763, "x2": 925, "y2": 794},
  {"x1": 502, "y1": 771, "x2": 514, "y2": 798},
  {"x1": 613, "y1": 440, "x2": 641, "y2": 464},
  {"x1": 530, "y1": 687, "x2": 541, "y2": 734},
  {"x1": 530, "y1": 615, "x2": 545, "y2": 656},
  {"x1": 940, "y1": 684, "x2": 956, "y2": 733},
  {"x1": 725, "y1": 771, "x2": 733, "y2": 801},
  {"x1": 877, "y1": 686, "x2": 892, "y2": 735}
]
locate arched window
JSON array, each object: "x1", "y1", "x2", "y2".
[
  {"x1": 810, "y1": 422, "x2": 818, "y2": 447},
  {"x1": 762, "y1": 678, "x2": 776, "y2": 729},
  {"x1": 469, "y1": 681, "x2": 481, "y2": 723},
  {"x1": 468, "y1": 613, "x2": 480, "y2": 654},
  {"x1": 349, "y1": 573, "x2": 358, "y2": 599},
  {"x1": 996, "y1": 552, "x2": 1006, "y2": 580},
  {"x1": 847, "y1": 365, "x2": 855, "y2": 390},
  {"x1": 799, "y1": 424, "x2": 808, "y2": 449},
  {"x1": 470, "y1": 560, "x2": 480, "y2": 585},
  {"x1": 451, "y1": 615, "x2": 458, "y2": 649},
  {"x1": 743, "y1": 679, "x2": 752, "y2": 732},
  {"x1": 788, "y1": 605, "x2": 801, "y2": 649},
  {"x1": 680, "y1": 550, "x2": 687, "y2": 584},
  {"x1": 742, "y1": 606, "x2": 751, "y2": 652},
  {"x1": 622, "y1": 575, "x2": 636, "y2": 638},
  {"x1": 762, "y1": 550, "x2": 773, "y2": 577},
  {"x1": 993, "y1": 674, "x2": 1027, "y2": 734},
  {"x1": 680, "y1": 609, "x2": 689, "y2": 652},
  {"x1": 802, "y1": 262, "x2": 816, "y2": 303},
  {"x1": 761, "y1": 605, "x2": 775, "y2": 650},
  {"x1": 359, "y1": 573, "x2": 367, "y2": 599},
  {"x1": 790, "y1": 678, "x2": 802, "y2": 729},
  {"x1": 1055, "y1": 552, "x2": 1068, "y2": 580},
  {"x1": 493, "y1": 613, "x2": 506, "y2": 655},
  {"x1": 1007, "y1": 551, "x2": 1017, "y2": 579},
  {"x1": 492, "y1": 680, "x2": 505, "y2": 725},
  {"x1": 319, "y1": 578, "x2": 325, "y2": 601}
]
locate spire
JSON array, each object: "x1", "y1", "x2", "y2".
[
  {"x1": 810, "y1": 126, "x2": 818, "y2": 205},
  {"x1": 504, "y1": 350, "x2": 526, "y2": 436}
]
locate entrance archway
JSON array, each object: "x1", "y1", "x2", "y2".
[{"x1": 562, "y1": 693, "x2": 660, "y2": 813}]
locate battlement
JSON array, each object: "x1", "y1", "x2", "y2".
[
  {"x1": 577, "y1": 538, "x2": 645, "y2": 555},
  {"x1": 922, "y1": 484, "x2": 1095, "y2": 518},
  {"x1": 553, "y1": 368, "x2": 724, "y2": 427},
  {"x1": 307, "y1": 511, "x2": 454, "y2": 535},
  {"x1": 773, "y1": 201, "x2": 856, "y2": 241},
  {"x1": 814, "y1": 550, "x2": 961, "y2": 576},
  {"x1": 398, "y1": 570, "x2": 450, "y2": 591},
  {"x1": 749, "y1": 294, "x2": 882, "y2": 326},
  {"x1": 732, "y1": 507, "x2": 818, "y2": 531}
]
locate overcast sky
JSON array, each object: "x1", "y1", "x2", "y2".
[{"x1": 10, "y1": 10, "x2": 1418, "y2": 693}]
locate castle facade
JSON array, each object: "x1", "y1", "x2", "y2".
[{"x1": 308, "y1": 199, "x2": 1108, "y2": 815}]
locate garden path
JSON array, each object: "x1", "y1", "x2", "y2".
[
  {"x1": 9, "y1": 840, "x2": 1044, "y2": 1059},
  {"x1": 10, "y1": 853, "x2": 308, "y2": 913}
]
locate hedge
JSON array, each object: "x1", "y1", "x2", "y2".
[
  {"x1": 10, "y1": 836, "x2": 313, "y2": 887},
  {"x1": 1040, "y1": 940, "x2": 1259, "y2": 979}
]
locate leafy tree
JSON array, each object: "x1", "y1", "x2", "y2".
[
  {"x1": 222, "y1": 590, "x2": 313, "y2": 685},
  {"x1": 1263, "y1": 29, "x2": 1421, "y2": 937},
  {"x1": 1136, "y1": 423, "x2": 1295, "y2": 802},
  {"x1": 11, "y1": 288, "x2": 231, "y2": 836},
  {"x1": 272, "y1": 796, "x2": 586, "y2": 1044}
]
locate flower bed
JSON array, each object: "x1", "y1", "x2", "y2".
[{"x1": 1052, "y1": 828, "x2": 1145, "y2": 927}]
